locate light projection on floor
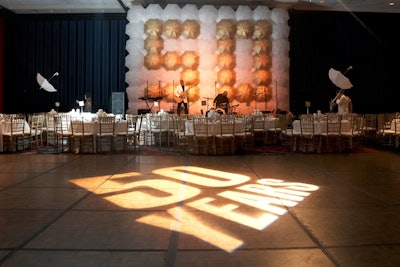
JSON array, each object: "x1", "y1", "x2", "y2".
[{"x1": 70, "y1": 166, "x2": 318, "y2": 253}]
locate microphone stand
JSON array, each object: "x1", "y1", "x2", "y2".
[
  {"x1": 275, "y1": 80, "x2": 278, "y2": 111},
  {"x1": 172, "y1": 80, "x2": 175, "y2": 113},
  {"x1": 158, "y1": 80, "x2": 161, "y2": 112}
]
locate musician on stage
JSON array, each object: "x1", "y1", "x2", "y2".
[
  {"x1": 175, "y1": 79, "x2": 189, "y2": 114},
  {"x1": 213, "y1": 90, "x2": 229, "y2": 113}
]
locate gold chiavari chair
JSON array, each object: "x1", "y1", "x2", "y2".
[
  {"x1": 193, "y1": 117, "x2": 215, "y2": 155},
  {"x1": 54, "y1": 113, "x2": 72, "y2": 152},
  {"x1": 319, "y1": 113, "x2": 342, "y2": 153},
  {"x1": 215, "y1": 115, "x2": 235, "y2": 155},
  {"x1": 171, "y1": 115, "x2": 193, "y2": 153},
  {"x1": 29, "y1": 113, "x2": 46, "y2": 150},
  {"x1": 96, "y1": 115, "x2": 116, "y2": 152},
  {"x1": 299, "y1": 114, "x2": 317, "y2": 153},
  {"x1": 251, "y1": 114, "x2": 266, "y2": 146},
  {"x1": 2, "y1": 115, "x2": 28, "y2": 152},
  {"x1": 70, "y1": 117, "x2": 94, "y2": 154},
  {"x1": 126, "y1": 114, "x2": 142, "y2": 151}
]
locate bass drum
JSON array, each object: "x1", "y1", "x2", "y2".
[{"x1": 215, "y1": 108, "x2": 225, "y2": 114}]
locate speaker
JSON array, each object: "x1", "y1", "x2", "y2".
[{"x1": 110, "y1": 92, "x2": 125, "y2": 115}]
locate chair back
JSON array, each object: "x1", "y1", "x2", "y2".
[
  {"x1": 300, "y1": 114, "x2": 314, "y2": 135},
  {"x1": 394, "y1": 113, "x2": 400, "y2": 133},
  {"x1": 10, "y1": 117, "x2": 26, "y2": 136},
  {"x1": 219, "y1": 116, "x2": 235, "y2": 135},
  {"x1": 251, "y1": 115, "x2": 265, "y2": 131},
  {"x1": 71, "y1": 118, "x2": 85, "y2": 136},
  {"x1": 98, "y1": 116, "x2": 115, "y2": 135},
  {"x1": 377, "y1": 113, "x2": 395, "y2": 134},
  {"x1": 30, "y1": 114, "x2": 45, "y2": 145},
  {"x1": 193, "y1": 117, "x2": 212, "y2": 136},
  {"x1": 348, "y1": 114, "x2": 364, "y2": 135},
  {"x1": 325, "y1": 113, "x2": 342, "y2": 134},
  {"x1": 55, "y1": 113, "x2": 71, "y2": 134},
  {"x1": 126, "y1": 114, "x2": 141, "y2": 133},
  {"x1": 147, "y1": 114, "x2": 167, "y2": 131}
]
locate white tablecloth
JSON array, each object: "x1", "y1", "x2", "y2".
[{"x1": 0, "y1": 120, "x2": 31, "y2": 152}]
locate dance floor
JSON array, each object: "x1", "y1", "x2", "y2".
[{"x1": 0, "y1": 146, "x2": 400, "y2": 266}]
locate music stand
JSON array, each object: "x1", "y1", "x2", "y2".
[
  {"x1": 203, "y1": 97, "x2": 213, "y2": 111},
  {"x1": 78, "y1": 101, "x2": 85, "y2": 113},
  {"x1": 55, "y1": 102, "x2": 60, "y2": 112}
]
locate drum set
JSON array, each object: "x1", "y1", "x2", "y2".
[{"x1": 204, "y1": 98, "x2": 239, "y2": 115}]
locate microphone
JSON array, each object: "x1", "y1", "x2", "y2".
[{"x1": 54, "y1": 72, "x2": 59, "y2": 76}]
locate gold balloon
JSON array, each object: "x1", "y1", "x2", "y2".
[
  {"x1": 144, "y1": 52, "x2": 163, "y2": 70},
  {"x1": 147, "y1": 82, "x2": 162, "y2": 98},
  {"x1": 181, "y1": 51, "x2": 199, "y2": 69},
  {"x1": 253, "y1": 54, "x2": 271, "y2": 70},
  {"x1": 163, "y1": 51, "x2": 181, "y2": 71},
  {"x1": 144, "y1": 19, "x2": 163, "y2": 39},
  {"x1": 217, "y1": 39, "x2": 235, "y2": 54},
  {"x1": 144, "y1": 38, "x2": 164, "y2": 53},
  {"x1": 163, "y1": 19, "x2": 182, "y2": 39},
  {"x1": 181, "y1": 69, "x2": 200, "y2": 86},
  {"x1": 253, "y1": 69, "x2": 271, "y2": 86},
  {"x1": 253, "y1": 39, "x2": 271, "y2": 55},
  {"x1": 255, "y1": 85, "x2": 273, "y2": 102},
  {"x1": 234, "y1": 83, "x2": 255, "y2": 102},
  {"x1": 217, "y1": 69, "x2": 235, "y2": 86},
  {"x1": 162, "y1": 82, "x2": 176, "y2": 102},
  {"x1": 216, "y1": 19, "x2": 236, "y2": 39},
  {"x1": 182, "y1": 20, "x2": 200, "y2": 39},
  {"x1": 181, "y1": 85, "x2": 200, "y2": 102},
  {"x1": 217, "y1": 53, "x2": 236, "y2": 69},
  {"x1": 235, "y1": 20, "x2": 253, "y2": 39},
  {"x1": 253, "y1": 20, "x2": 272, "y2": 40}
]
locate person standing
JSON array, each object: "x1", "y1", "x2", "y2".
[
  {"x1": 336, "y1": 91, "x2": 352, "y2": 114},
  {"x1": 84, "y1": 92, "x2": 92, "y2": 112},
  {"x1": 213, "y1": 91, "x2": 229, "y2": 113},
  {"x1": 175, "y1": 80, "x2": 189, "y2": 114}
]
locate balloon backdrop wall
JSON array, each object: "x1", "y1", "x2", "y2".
[{"x1": 126, "y1": 4, "x2": 290, "y2": 114}]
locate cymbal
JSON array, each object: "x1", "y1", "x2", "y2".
[{"x1": 203, "y1": 97, "x2": 213, "y2": 100}]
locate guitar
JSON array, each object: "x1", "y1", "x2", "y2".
[{"x1": 174, "y1": 85, "x2": 193, "y2": 103}]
